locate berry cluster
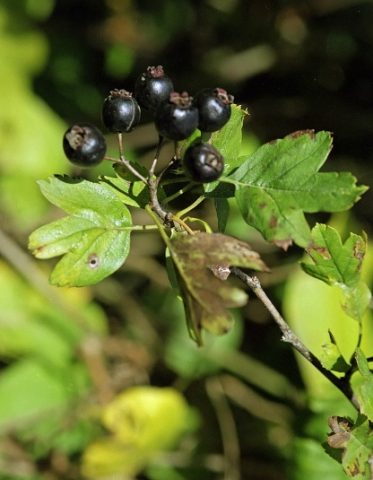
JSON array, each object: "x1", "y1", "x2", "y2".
[{"x1": 63, "y1": 65, "x2": 233, "y2": 183}]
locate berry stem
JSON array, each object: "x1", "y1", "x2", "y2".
[
  {"x1": 117, "y1": 132, "x2": 124, "y2": 157},
  {"x1": 119, "y1": 155, "x2": 147, "y2": 183},
  {"x1": 114, "y1": 132, "x2": 147, "y2": 183},
  {"x1": 170, "y1": 216, "x2": 195, "y2": 235},
  {"x1": 200, "y1": 132, "x2": 212, "y2": 143},
  {"x1": 149, "y1": 135, "x2": 164, "y2": 177},
  {"x1": 160, "y1": 177, "x2": 191, "y2": 186},
  {"x1": 177, "y1": 195, "x2": 205, "y2": 218},
  {"x1": 182, "y1": 216, "x2": 213, "y2": 233},
  {"x1": 162, "y1": 183, "x2": 195, "y2": 204}
]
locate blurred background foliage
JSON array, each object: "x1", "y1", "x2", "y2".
[{"x1": 0, "y1": 0, "x2": 373, "y2": 479}]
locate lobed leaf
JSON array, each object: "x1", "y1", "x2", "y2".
[
  {"x1": 302, "y1": 224, "x2": 366, "y2": 287},
  {"x1": 169, "y1": 232, "x2": 268, "y2": 344},
  {"x1": 301, "y1": 225, "x2": 371, "y2": 322},
  {"x1": 230, "y1": 130, "x2": 367, "y2": 248},
  {"x1": 29, "y1": 176, "x2": 132, "y2": 287}
]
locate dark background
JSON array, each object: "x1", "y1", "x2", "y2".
[{"x1": 1, "y1": 1, "x2": 372, "y2": 479}]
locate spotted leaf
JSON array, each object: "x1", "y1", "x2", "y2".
[{"x1": 28, "y1": 176, "x2": 132, "y2": 286}]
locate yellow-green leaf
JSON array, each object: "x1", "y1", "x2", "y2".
[{"x1": 29, "y1": 176, "x2": 132, "y2": 286}]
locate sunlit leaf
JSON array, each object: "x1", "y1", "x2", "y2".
[
  {"x1": 102, "y1": 386, "x2": 193, "y2": 449},
  {"x1": 301, "y1": 225, "x2": 371, "y2": 321},
  {"x1": 82, "y1": 387, "x2": 195, "y2": 479},
  {"x1": 28, "y1": 176, "x2": 132, "y2": 286},
  {"x1": 320, "y1": 341, "x2": 350, "y2": 373},
  {"x1": 81, "y1": 437, "x2": 147, "y2": 478},
  {"x1": 100, "y1": 174, "x2": 149, "y2": 208},
  {"x1": 169, "y1": 232, "x2": 268, "y2": 344},
  {"x1": 210, "y1": 104, "x2": 247, "y2": 172},
  {"x1": 231, "y1": 131, "x2": 367, "y2": 248},
  {"x1": 302, "y1": 225, "x2": 366, "y2": 287},
  {"x1": 205, "y1": 104, "x2": 247, "y2": 197},
  {"x1": 353, "y1": 349, "x2": 373, "y2": 422}
]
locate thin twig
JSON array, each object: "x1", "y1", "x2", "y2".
[
  {"x1": 147, "y1": 175, "x2": 172, "y2": 223},
  {"x1": 230, "y1": 267, "x2": 353, "y2": 403}
]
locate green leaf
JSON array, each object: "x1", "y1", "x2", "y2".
[
  {"x1": 205, "y1": 104, "x2": 247, "y2": 196},
  {"x1": 231, "y1": 131, "x2": 367, "y2": 248},
  {"x1": 291, "y1": 437, "x2": 348, "y2": 480},
  {"x1": 215, "y1": 197, "x2": 230, "y2": 232},
  {"x1": 353, "y1": 349, "x2": 373, "y2": 422},
  {"x1": 301, "y1": 225, "x2": 371, "y2": 321},
  {"x1": 100, "y1": 174, "x2": 149, "y2": 208},
  {"x1": 319, "y1": 341, "x2": 350, "y2": 373},
  {"x1": 327, "y1": 415, "x2": 373, "y2": 479},
  {"x1": 168, "y1": 232, "x2": 268, "y2": 344},
  {"x1": 29, "y1": 176, "x2": 132, "y2": 287},
  {"x1": 302, "y1": 225, "x2": 366, "y2": 287},
  {"x1": 283, "y1": 261, "x2": 373, "y2": 400}
]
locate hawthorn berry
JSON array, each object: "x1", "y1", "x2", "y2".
[
  {"x1": 102, "y1": 89, "x2": 141, "y2": 133},
  {"x1": 183, "y1": 141, "x2": 224, "y2": 183},
  {"x1": 63, "y1": 123, "x2": 106, "y2": 167},
  {"x1": 193, "y1": 88, "x2": 233, "y2": 132},
  {"x1": 154, "y1": 92, "x2": 199, "y2": 141},
  {"x1": 134, "y1": 65, "x2": 174, "y2": 113}
]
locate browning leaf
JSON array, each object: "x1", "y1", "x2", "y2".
[{"x1": 169, "y1": 232, "x2": 268, "y2": 344}]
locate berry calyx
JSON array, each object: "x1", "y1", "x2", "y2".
[
  {"x1": 193, "y1": 88, "x2": 234, "y2": 132},
  {"x1": 102, "y1": 89, "x2": 141, "y2": 133},
  {"x1": 183, "y1": 141, "x2": 224, "y2": 183},
  {"x1": 134, "y1": 65, "x2": 174, "y2": 113},
  {"x1": 63, "y1": 123, "x2": 106, "y2": 167},
  {"x1": 154, "y1": 92, "x2": 199, "y2": 140}
]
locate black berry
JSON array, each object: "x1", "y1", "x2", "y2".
[
  {"x1": 154, "y1": 92, "x2": 199, "y2": 141},
  {"x1": 193, "y1": 88, "x2": 233, "y2": 132},
  {"x1": 63, "y1": 123, "x2": 106, "y2": 167},
  {"x1": 102, "y1": 89, "x2": 141, "y2": 133},
  {"x1": 183, "y1": 141, "x2": 224, "y2": 183},
  {"x1": 134, "y1": 65, "x2": 174, "y2": 113}
]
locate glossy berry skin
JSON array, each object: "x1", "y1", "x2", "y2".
[
  {"x1": 63, "y1": 123, "x2": 106, "y2": 167},
  {"x1": 102, "y1": 89, "x2": 141, "y2": 133},
  {"x1": 183, "y1": 141, "x2": 224, "y2": 183},
  {"x1": 155, "y1": 92, "x2": 198, "y2": 141},
  {"x1": 193, "y1": 88, "x2": 233, "y2": 132},
  {"x1": 134, "y1": 65, "x2": 174, "y2": 113}
]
